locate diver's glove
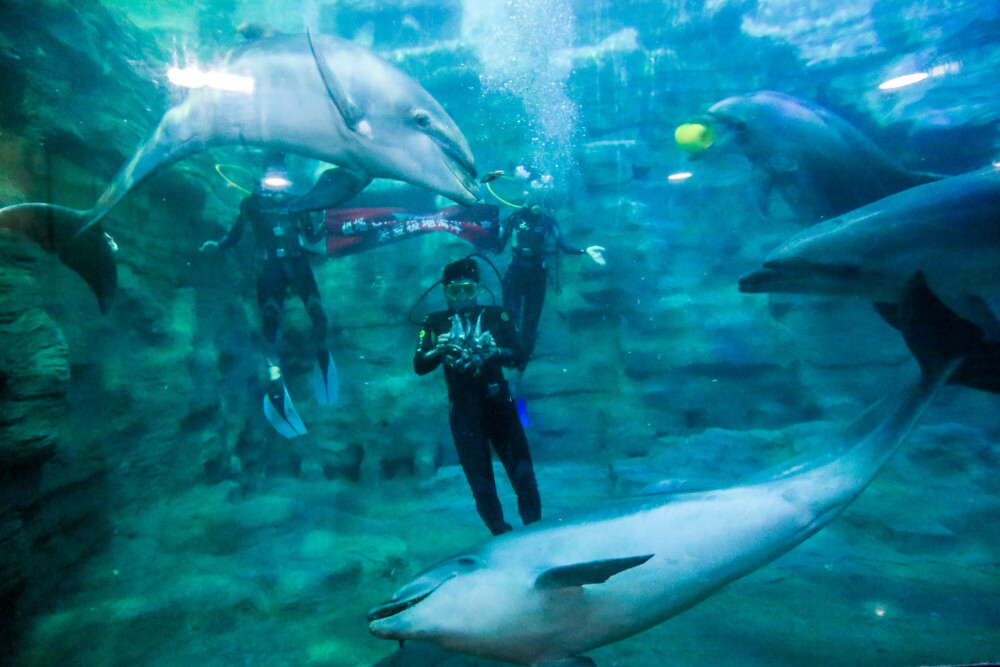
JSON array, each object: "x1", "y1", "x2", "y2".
[
  {"x1": 199, "y1": 240, "x2": 220, "y2": 252},
  {"x1": 429, "y1": 334, "x2": 463, "y2": 366},
  {"x1": 431, "y1": 333, "x2": 453, "y2": 356},
  {"x1": 585, "y1": 245, "x2": 606, "y2": 265},
  {"x1": 451, "y1": 353, "x2": 480, "y2": 375}
]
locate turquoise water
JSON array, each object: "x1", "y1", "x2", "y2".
[{"x1": 0, "y1": 1, "x2": 998, "y2": 665}]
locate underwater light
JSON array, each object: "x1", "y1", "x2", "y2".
[
  {"x1": 879, "y1": 60, "x2": 960, "y2": 91},
  {"x1": 262, "y1": 174, "x2": 292, "y2": 189},
  {"x1": 878, "y1": 72, "x2": 929, "y2": 90},
  {"x1": 167, "y1": 66, "x2": 255, "y2": 94},
  {"x1": 668, "y1": 171, "x2": 693, "y2": 182}
]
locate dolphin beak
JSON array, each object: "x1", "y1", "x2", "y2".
[
  {"x1": 738, "y1": 258, "x2": 864, "y2": 294},
  {"x1": 367, "y1": 590, "x2": 432, "y2": 623},
  {"x1": 367, "y1": 569, "x2": 458, "y2": 626},
  {"x1": 442, "y1": 143, "x2": 480, "y2": 203},
  {"x1": 738, "y1": 268, "x2": 782, "y2": 293},
  {"x1": 427, "y1": 126, "x2": 480, "y2": 203}
]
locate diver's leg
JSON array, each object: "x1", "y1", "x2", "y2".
[
  {"x1": 289, "y1": 257, "x2": 338, "y2": 404},
  {"x1": 290, "y1": 257, "x2": 328, "y2": 350},
  {"x1": 519, "y1": 266, "x2": 547, "y2": 359},
  {"x1": 501, "y1": 261, "x2": 526, "y2": 333},
  {"x1": 257, "y1": 261, "x2": 307, "y2": 436},
  {"x1": 501, "y1": 262, "x2": 518, "y2": 314},
  {"x1": 450, "y1": 400, "x2": 510, "y2": 535},
  {"x1": 487, "y1": 393, "x2": 541, "y2": 526},
  {"x1": 257, "y1": 260, "x2": 287, "y2": 360}
]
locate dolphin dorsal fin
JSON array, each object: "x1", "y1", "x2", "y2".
[
  {"x1": 534, "y1": 555, "x2": 653, "y2": 590},
  {"x1": 306, "y1": 29, "x2": 365, "y2": 132}
]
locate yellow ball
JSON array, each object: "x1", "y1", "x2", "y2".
[{"x1": 675, "y1": 123, "x2": 714, "y2": 153}]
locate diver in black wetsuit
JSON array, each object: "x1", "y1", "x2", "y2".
[
  {"x1": 414, "y1": 257, "x2": 541, "y2": 535},
  {"x1": 201, "y1": 152, "x2": 337, "y2": 438},
  {"x1": 500, "y1": 205, "x2": 605, "y2": 364}
]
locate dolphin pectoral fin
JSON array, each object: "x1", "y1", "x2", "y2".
[
  {"x1": 872, "y1": 300, "x2": 901, "y2": 330},
  {"x1": 896, "y1": 272, "x2": 984, "y2": 379},
  {"x1": 942, "y1": 293, "x2": 1000, "y2": 342},
  {"x1": 534, "y1": 554, "x2": 653, "y2": 590},
  {"x1": 0, "y1": 203, "x2": 117, "y2": 312},
  {"x1": 288, "y1": 168, "x2": 372, "y2": 212},
  {"x1": 306, "y1": 29, "x2": 364, "y2": 131}
]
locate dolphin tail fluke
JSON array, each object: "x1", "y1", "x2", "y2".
[{"x1": 0, "y1": 203, "x2": 117, "y2": 312}]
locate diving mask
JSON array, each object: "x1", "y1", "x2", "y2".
[{"x1": 444, "y1": 280, "x2": 480, "y2": 301}]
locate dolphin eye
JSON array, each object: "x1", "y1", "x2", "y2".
[
  {"x1": 456, "y1": 556, "x2": 476, "y2": 567},
  {"x1": 414, "y1": 110, "x2": 431, "y2": 128}
]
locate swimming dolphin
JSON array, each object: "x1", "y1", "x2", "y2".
[
  {"x1": 0, "y1": 32, "x2": 479, "y2": 311},
  {"x1": 739, "y1": 165, "x2": 1000, "y2": 340},
  {"x1": 701, "y1": 90, "x2": 940, "y2": 222},
  {"x1": 367, "y1": 289, "x2": 976, "y2": 665}
]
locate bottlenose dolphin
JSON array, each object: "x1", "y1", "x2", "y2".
[
  {"x1": 0, "y1": 32, "x2": 479, "y2": 311},
  {"x1": 739, "y1": 165, "x2": 1000, "y2": 340},
  {"x1": 367, "y1": 285, "x2": 977, "y2": 665},
  {"x1": 701, "y1": 90, "x2": 940, "y2": 222}
]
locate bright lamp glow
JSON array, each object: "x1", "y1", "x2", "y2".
[
  {"x1": 878, "y1": 72, "x2": 929, "y2": 90},
  {"x1": 262, "y1": 174, "x2": 292, "y2": 189},
  {"x1": 167, "y1": 66, "x2": 254, "y2": 94}
]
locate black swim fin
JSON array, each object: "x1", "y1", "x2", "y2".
[
  {"x1": 515, "y1": 398, "x2": 529, "y2": 428},
  {"x1": 263, "y1": 367, "x2": 307, "y2": 438},
  {"x1": 312, "y1": 349, "x2": 339, "y2": 405}
]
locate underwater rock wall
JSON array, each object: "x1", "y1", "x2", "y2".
[
  {"x1": 0, "y1": 0, "x2": 264, "y2": 643},
  {"x1": 0, "y1": 234, "x2": 69, "y2": 643}
]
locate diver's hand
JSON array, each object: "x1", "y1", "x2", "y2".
[
  {"x1": 444, "y1": 351, "x2": 475, "y2": 374},
  {"x1": 199, "y1": 240, "x2": 220, "y2": 252},
  {"x1": 585, "y1": 245, "x2": 606, "y2": 265},
  {"x1": 432, "y1": 333, "x2": 453, "y2": 355},
  {"x1": 431, "y1": 335, "x2": 461, "y2": 361}
]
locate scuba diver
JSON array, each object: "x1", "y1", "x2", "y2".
[
  {"x1": 200, "y1": 151, "x2": 338, "y2": 438},
  {"x1": 486, "y1": 166, "x2": 605, "y2": 365},
  {"x1": 413, "y1": 257, "x2": 541, "y2": 536},
  {"x1": 501, "y1": 204, "x2": 605, "y2": 362}
]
